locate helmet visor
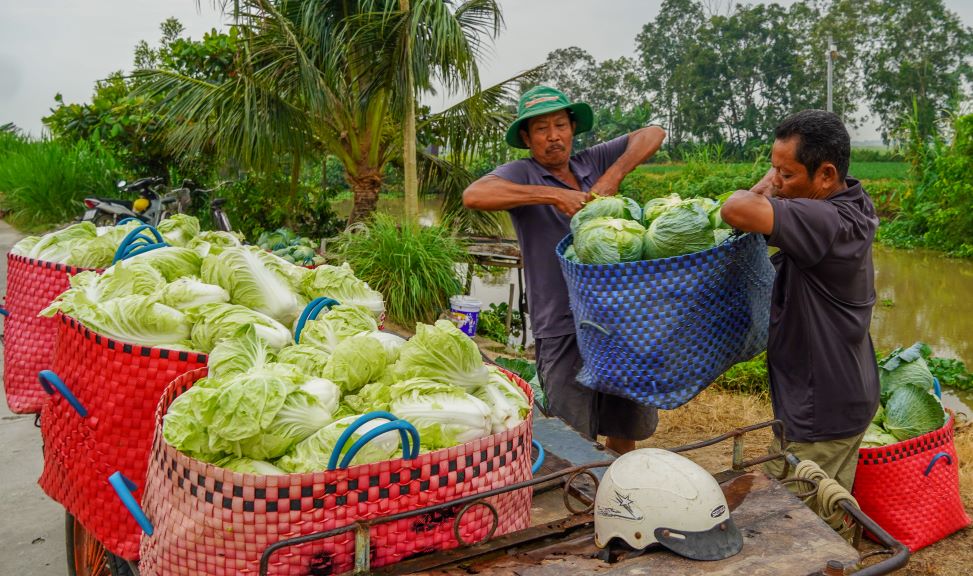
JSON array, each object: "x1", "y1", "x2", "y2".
[{"x1": 654, "y1": 517, "x2": 743, "y2": 561}]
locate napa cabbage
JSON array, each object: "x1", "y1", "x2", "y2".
[
  {"x1": 160, "y1": 276, "x2": 230, "y2": 311},
  {"x1": 391, "y1": 320, "x2": 490, "y2": 390},
  {"x1": 200, "y1": 246, "x2": 306, "y2": 326},
  {"x1": 188, "y1": 302, "x2": 293, "y2": 353}
]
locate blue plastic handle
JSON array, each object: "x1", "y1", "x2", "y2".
[
  {"x1": 531, "y1": 439, "x2": 545, "y2": 475},
  {"x1": 113, "y1": 225, "x2": 166, "y2": 263},
  {"x1": 0, "y1": 306, "x2": 8, "y2": 318},
  {"x1": 294, "y1": 297, "x2": 340, "y2": 344},
  {"x1": 337, "y1": 420, "x2": 420, "y2": 470},
  {"x1": 108, "y1": 471, "x2": 154, "y2": 536},
  {"x1": 923, "y1": 452, "x2": 952, "y2": 476},
  {"x1": 116, "y1": 217, "x2": 142, "y2": 226},
  {"x1": 933, "y1": 377, "x2": 942, "y2": 400},
  {"x1": 38, "y1": 370, "x2": 87, "y2": 417},
  {"x1": 327, "y1": 411, "x2": 419, "y2": 470}
]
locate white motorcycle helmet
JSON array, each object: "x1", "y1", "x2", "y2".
[{"x1": 594, "y1": 448, "x2": 743, "y2": 561}]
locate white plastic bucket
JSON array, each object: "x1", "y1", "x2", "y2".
[{"x1": 448, "y1": 295, "x2": 482, "y2": 337}]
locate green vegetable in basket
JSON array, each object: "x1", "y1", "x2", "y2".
[
  {"x1": 188, "y1": 302, "x2": 293, "y2": 352},
  {"x1": 26, "y1": 222, "x2": 99, "y2": 263},
  {"x1": 301, "y1": 263, "x2": 385, "y2": 317},
  {"x1": 201, "y1": 246, "x2": 307, "y2": 326},
  {"x1": 861, "y1": 422, "x2": 900, "y2": 448},
  {"x1": 883, "y1": 385, "x2": 946, "y2": 442},
  {"x1": 642, "y1": 194, "x2": 683, "y2": 226},
  {"x1": 473, "y1": 366, "x2": 530, "y2": 434},
  {"x1": 206, "y1": 325, "x2": 277, "y2": 380},
  {"x1": 391, "y1": 319, "x2": 491, "y2": 390},
  {"x1": 879, "y1": 343, "x2": 936, "y2": 402},
  {"x1": 158, "y1": 214, "x2": 201, "y2": 247},
  {"x1": 642, "y1": 201, "x2": 716, "y2": 260},
  {"x1": 277, "y1": 344, "x2": 331, "y2": 377},
  {"x1": 230, "y1": 375, "x2": 341, "y2": 460},
  {"x1": 390, "y1": 382, "x2": 493, "y2": 450},
  {"x1": 276, "y1": 415, "x2": 405, "y2": 472},
  {"x1": 573, "y1": 217, "x2": 645, "y2": 265},
  {"x1": 59, "y1": 294, "x2": 192, "y2": 349},
  {"x1": 298, "y1": 304, "x2": 378, "y2": 354},
  {"x1": 320, "y1": 334, "x2": 388, "y2": 394},
  {"x1": 126, "y1": 246, "x2": 203, "y2": 281},
  {"x1": 570, "y1": 195, "x2": 642, "y2": 235},
  {"x1": 160, "y1": 276, "x2": 230, "y2": 311}
]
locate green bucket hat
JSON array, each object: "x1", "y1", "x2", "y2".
[{"x1": 505, "y1": 85, "x2": 594, "y2": 149}]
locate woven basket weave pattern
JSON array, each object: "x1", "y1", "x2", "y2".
[
  {"x1": 38, "y1": 314, "x2": 207, "y2": 559},
  {"x1": 138, "y1": 368, "x2": 534, "y2": 576},
  {"x1": 854, "y1": 417, "x2": 971, "y2": 551},
  {"x1": 3, "y1": 254, "x2": 100, "y2": 413},
  {"x1": 557, "y1": 233, "x2": 774, "y2": 409}
]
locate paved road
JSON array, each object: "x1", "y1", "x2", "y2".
[{"x1": 0, "y1": 221, "x2": 67, "y2": 575}]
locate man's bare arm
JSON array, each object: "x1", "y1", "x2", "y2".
[
  {"x1": 720, "y1": 189, "x2": 774, "y2": 235},
  {"x1": 589, "y1": 126, "x2": 667, "y2": 197},
  {"x1": 463, "y1": 175, "x2": 589, "y2": 217}
]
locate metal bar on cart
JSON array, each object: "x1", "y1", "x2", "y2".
[
  {"x1": 258, "y1": 421, "x2": 909, "y2": 576},
  {"x1": 258, "y1": 462, "x2": 612, "y2": 576}
]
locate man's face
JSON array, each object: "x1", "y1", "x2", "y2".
[
  {"x1": 770, "y1": 136, "x2": 837, "y2": 199},
  {"x1": 521, "y1": 110, "x2": 575, "y2": 168}
]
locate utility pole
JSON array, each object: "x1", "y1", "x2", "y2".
[{"x1": 826, "y1": 35, "x2": 837, "y2": 112}]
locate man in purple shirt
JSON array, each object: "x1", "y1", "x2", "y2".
[{"x1": 463, "y1": 86, "x2": 666, "y2": 454}]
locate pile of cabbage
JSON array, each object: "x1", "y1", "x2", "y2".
[
  {"x1": 863, "y1": 343, "x2": 948, "y2": 448},
  {"x1": 564, "y1": 194, "x2": 732, "y2": 265},
  {"x1": 162, "y1": 318, "x2": 530, "y2": 474},
  {"x1": 40, "y1": 226, "x2": 385, "y2": 353},
  {"x1": 257, "y1": 227, "x2": 326, "y2": 267},
  {"x1": 9, "y1": 215, "x2": 231, "y2": 269}
]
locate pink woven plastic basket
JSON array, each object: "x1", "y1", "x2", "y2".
[
  {"x1": 854, "y1": 415, "x2": 971, "y2": 551},
  {"x1": 2, "y1": 254, "x2": 101, "y2": 413},
  {"x1": 137, "y1": 367, "x2": 534, "y2": 575},
  {"x1": 38, "y1": 314, "x2": 207, "y2": 560}
]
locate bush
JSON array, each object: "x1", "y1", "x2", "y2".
[
  {"x1": 476, "y1": 302, "x2": 523, "y2": 345},
  {"x1": 0, "y1": 136, "x2": 126, "y2": 231},
  {"x1": 217, "y1": 172, "x2": 343, "y2": 242},
  {"x1": 338, "y1": 213, "x2": 467, "y2": 326},
  {"x1": 713, "y1": 353, "x2": 769, "y2": 397}
]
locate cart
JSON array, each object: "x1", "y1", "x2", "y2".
[{"x1": 72, "y1": 410, "x2": 909, "y2": 576}]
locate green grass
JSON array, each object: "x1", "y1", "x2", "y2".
[
  {"x1": 849, "y1": 162, "x2": 909, "y2": 181},
  {"x1": 337, "y1": 213, "x2": 467, "y2": 326},
  {"x1": 0, "y1": 136, "x2": 125, "y2": 231}
]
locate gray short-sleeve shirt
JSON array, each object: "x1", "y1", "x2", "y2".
[
  {"x1": 766, "y1": 179, "x2": 881, "y2": 443},
  {"x1": 490, "y1": 135, "x2": 629, "y2": 339}
]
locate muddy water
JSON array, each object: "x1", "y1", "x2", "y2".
[
  {"x1": 335, "y1": 197, "x2": 972, "y2": 413},
  {"x1": 872, "y1": 244, "x2": 973, "y2": 417}
]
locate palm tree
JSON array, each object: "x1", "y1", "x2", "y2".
[{"x1": 137, "y1": 0, "x2": 520, "y2": 229}]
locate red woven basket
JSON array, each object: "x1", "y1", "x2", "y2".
[
  {"x1": 137, "y1": 367, "x2": 534, "y2": 576},
  {"x1": 854, "y1": 415, "x2": 971, "y2": 552},
  {"x1": 3, "y1": 253, "x2": 101, "y2": 413},
  {"x1": 38, "y1": 314, "x2": 208, "y2": 560}
]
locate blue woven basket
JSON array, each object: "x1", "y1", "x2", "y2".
[{"x1": 556, "y1": 232, "x2": 775, "y2": 409}]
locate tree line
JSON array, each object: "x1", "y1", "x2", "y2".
[{"x1": 539, "y1": 0, "x2": 973, "y2": 156}]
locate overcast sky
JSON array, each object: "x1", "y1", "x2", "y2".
[{"x1": 2, "y1": 0, "x2": 972, "y2": 141}]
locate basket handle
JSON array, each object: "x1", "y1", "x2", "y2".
[
  {"x1": 0, "y1": 306, "x2": 8, "y2": 318},
  {"x1": 578, "y1": 320, "x2": 611, "y2": 336},
  {"x1": 932, "y1": 377, "x2": 942, "y2": 400},
  {"x1": 112, "y1": 225, "x2": 167, "y2": 263},
  {"x1": 923, "y1": 452, "x2": 952, "y2": 476},
  {"x1": 294, "y1": 297, "x2": 340, "y2": 344},
  {"x1": 38, "y1": 370, "x2": 87, "y2": 417},
  {"x1": 116, "y1": 217, "x2": 142, "y2": 226},
  {"x1": 108, "y1": 471, "x2": 154, "y2": 536},
  {"x1": 531, "y1": 439, "x2": 545, "y2": 475},
  {"x1": 327, "y1": 411, "x2": 419, "y2": 470}
]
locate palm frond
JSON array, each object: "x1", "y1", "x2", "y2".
[{"x1": 419, "y1": 150, "x2": 504, "y2": 237}]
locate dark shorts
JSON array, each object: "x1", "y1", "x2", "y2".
[{"x1": 535, "y1": 333, "x2": 659, "y2": 441}]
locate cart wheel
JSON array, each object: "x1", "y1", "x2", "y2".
[{"x1": 65, "y1": 513, "x2": 135, "y2": 576}]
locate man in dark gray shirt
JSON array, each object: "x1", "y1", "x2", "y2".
[
  {"x1": 721, "y1": 109, "x2": 880, "y2": 490},
  {"x1": 463, "y1": 85, "x2": 666, "y2": 454}
]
